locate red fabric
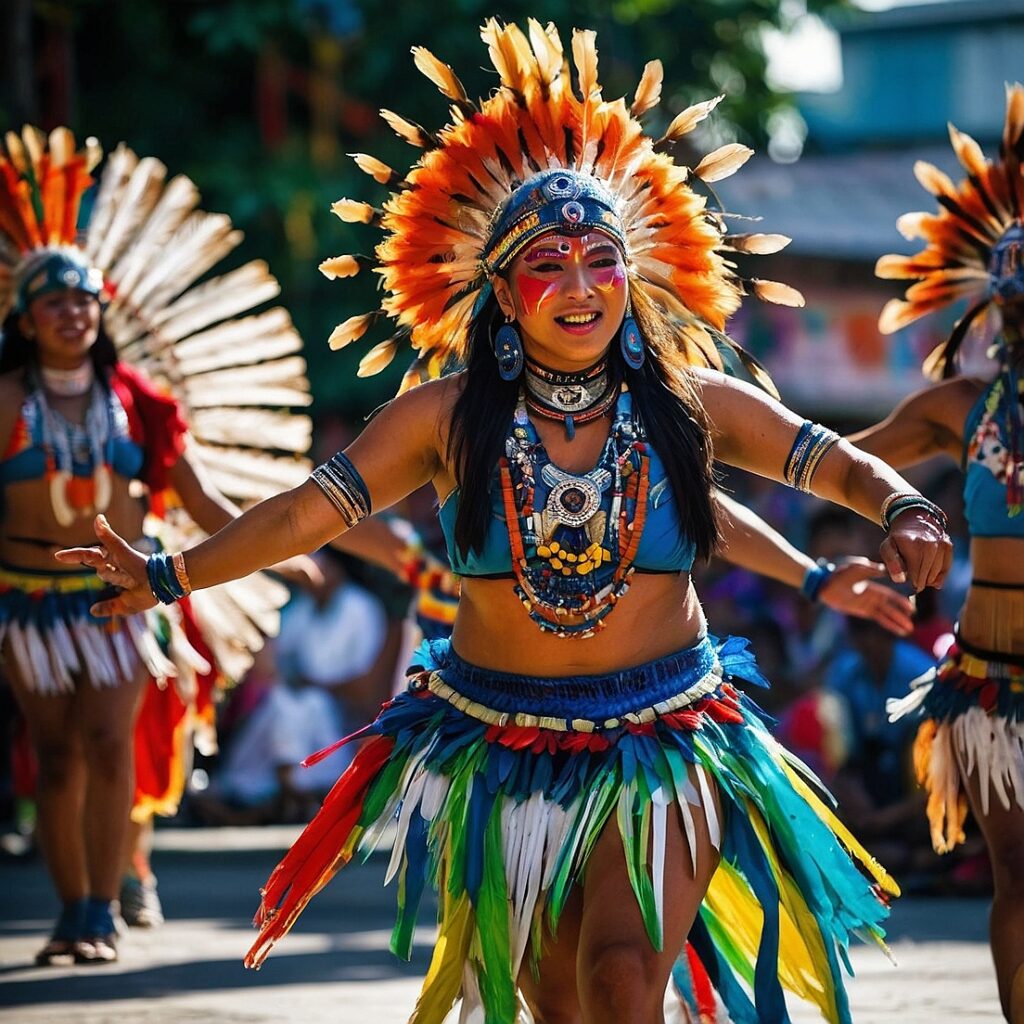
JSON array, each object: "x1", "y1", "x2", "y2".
[{"x1": 108, "y1": 362, "x2": 189, "y2": 494}]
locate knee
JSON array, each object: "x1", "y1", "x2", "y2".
[
  {"x1": 582, "y1": 942, "x2": 661, "y2": 1019},
  {"x1": 527, "y1": 988, "x2": 581, "y2": 1024},
  {"x1": 34, "y1": 738, "x2": 82, "y2": 790},
  {"x1": 81, "y1": 725, "x2": 133, "y2": 777}
]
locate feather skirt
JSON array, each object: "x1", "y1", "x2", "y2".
[
  {"x1": 888, "y1": 642, "x2": 1024, "y2": 854},
  {"x1": 245, "y1": 635, "x2": 896, "y2": 1024}
]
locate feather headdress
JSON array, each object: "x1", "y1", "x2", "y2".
[
  {"x1": 876, "y1": 83, "x2": 1024, "y2": 379},
  {"x1": 0, "y1": 125, "x2": 314, "y2": 677},
  {"x1": 322, "y1": 19, "x2": 802, "y2": 395}
]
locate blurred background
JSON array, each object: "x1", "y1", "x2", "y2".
[{"x1": 2, "y1": 0, "x2": 1019, "y2": 890}]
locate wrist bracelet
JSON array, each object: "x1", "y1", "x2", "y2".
[
  {"x1": 880, "y1": 492, "x2": 948, "y2": 532},
  {"x1": 146, "y1": 552, "x2": 186, "y2": 605},
  {"x1": 801, "y1": 558, "x2": 836, "y2": 602},
  {"x1": 172, "y1": 552, "x2": 192, "y2": 596}
]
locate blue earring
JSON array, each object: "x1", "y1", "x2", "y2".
[
  {"x1": 619, "y1": 308, "x2": 644, "y2": 369},
  {"x1": 494, "y1": 320, "x2": 524, "y2": 381}
]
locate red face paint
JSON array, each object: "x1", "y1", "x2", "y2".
[{"x1": 514, "y1": 233, "x2": 625, "y2": 316}]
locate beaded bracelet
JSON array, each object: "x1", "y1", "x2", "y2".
[
  {"x1": 146, "y1": 552, "x2": 187, "y2": 605},
  {"x1": 880, "y1": 492, "x2": 948, "y2": 533},
  {"x1": 784, "y1": 421, "x2": 841, "y2": 493},
  {"x1": 800, "y1": 558, "x2": 836, "y2": 602}
]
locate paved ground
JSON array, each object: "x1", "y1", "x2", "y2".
[{"x1": 0, "y1": 825, "x2": 1003, "y2": 1023}]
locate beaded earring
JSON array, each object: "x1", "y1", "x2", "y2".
[
  {"x1": 494, "y1": 317, "x2": 524, "y2": 381},
  {"x1": 619, "y1": 305, "x2": 644, "y2": 369}
]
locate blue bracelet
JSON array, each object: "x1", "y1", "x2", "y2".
[
  {"x1": 146, "y1": 552, "x2": 186, "y2": 605},
  {"x1": 801, "y1": 558, "x2": 836, "y2": 602}
]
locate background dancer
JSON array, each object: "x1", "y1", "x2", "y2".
[
  {"x1": 0, "y1": 127, "x2": 314, "y2": 963},
  {"x1": 61, "y1": 24, "x2": 950, "y2": 1024},
  {"x1": 849, "y1": 84, "x2": 1024, "y2": 1023}
]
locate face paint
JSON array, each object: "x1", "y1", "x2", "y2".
[{"x1": 515, "y1": 233, "x2": 625, "y2": 316}]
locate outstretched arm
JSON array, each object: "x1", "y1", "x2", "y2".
[
  {"x1": 56, "y1": 379, "x2": 451, "y2": 615},
  {"x1": 697, "y1": 368, "x2": 952, "y2": 591},
  {"x1": 715, "y1": 492, "x2": 915, "y2": 635},
  {"x1": 846, "y1": 377, "x2": 979, "y2": 470}
]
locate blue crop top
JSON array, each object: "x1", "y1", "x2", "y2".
[
  {"x1": 439, "y1": 391, "x2": 696, "y2": 576},
  {"x1": 0, "y1": 385, "x2": 145, "y2": 485},
  {"x1": 962, "y1": 374, "x2": 1024, "y2": 538}
]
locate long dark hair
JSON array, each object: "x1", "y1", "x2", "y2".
[
  {"x1": 0, "y1": 310, "x2": 118, "y2": 381},
  {"x1": 447, "y1": 285, "x2": 720, "y2": 562}
]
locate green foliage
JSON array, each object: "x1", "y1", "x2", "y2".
[{"x1": 10, "y1": 0, "x2": 844, "y2": 418}]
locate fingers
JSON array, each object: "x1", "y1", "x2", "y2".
[
  {"x1": 878, "y1": 536, "x2": 907, "y2": 584},
  {"x1": 89, "y1": 596, "x2": 128, "y2": 618},
  {"x1": 927, "y1": 532, "x2": 954, "y2": 589},
  {"x1": 869, "y1": 585, "x2": 915, "y2": 635}
]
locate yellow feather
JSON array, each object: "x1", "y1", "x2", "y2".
[
  {"x1": 695, "y1": 143, "x2": 753, "y2": 183},
  {"x1": 328, "y1": 312, "x2": 377, "y2": 351},
  {"x1": 571, "y1": 29, "x2": 599, "y2": 100},
  {"x1": 4, "y1": 131, "x2": 28, "y2": 174},
  {"x1": 47, "y1": 127, "x2": 74, "y2": 168},
  {"x1": 380, "y1": 109, "x2": 434, "y2": 149},
  {"x1": 895, "y1": 211, "x2": 929, "y2": 240},
  {"x1": 20, "y1": 125, "x2": 44, "y2": 173},
  {"x1": 330, "y1": 198, "x2": 377, "y2": 225},
  {"x1": 631, "y1": 60, "x2": 663, "y2": 117},
  {"x1": 349, "y1": 153, "x2": 399, "y2": 186},
  {"x1": 1004, "y1": 82, "x2": 1024, "y2": 152},
  {"x1": 357, "y1": 337, "x2": 399, "y2": 376},
  {"x1": 318, "y1": 255, "x2": 363, "y2": 280},
  {"x1": 947, "y1": 124, "x2": 988, "y2": 179},
  {"x1": 409, "y1": 890, "x2": 473, "y2": 1024},
  {"x1": 412, "y1": 46, "x2": 469, "y2": 103},
  {"x1": 913, "y1": 160, "x2": 955, "y2": 198}
]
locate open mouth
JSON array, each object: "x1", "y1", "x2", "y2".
[{"x1": 555, "y1": 311, "x2": 601, "y2": 327}]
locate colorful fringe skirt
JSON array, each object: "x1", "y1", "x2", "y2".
[
  {"x1": 889, "y1": 637, "x2": 1024, "y2": 854},
  {"x1": 245, "y1": 634, "x2": 896, "y2": 1024}
]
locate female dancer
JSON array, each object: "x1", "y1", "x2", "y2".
[
  {"x1": 0, "y1": 128, "x2": 312, "y2": 963},
  {"x1": 63, "y1": 24, "x2": 950, "y2": 1023},
  {"x1": 849, "y1": 85, "x2": 1024, "y2": 1023}
]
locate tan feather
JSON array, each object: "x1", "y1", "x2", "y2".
[
  {"x1": 83, "y1": 136, "x2": 102, "y2": 173},
  {"x1": 631, "y1": 61, "x2": 663, "y2": 117},
  {"x1": 92, "y1": 156, "x2": 168, "y2": 271},
  {"x1": 47, "y1": 127, "x2": 74, "y2": 168},
  {"x1": 750, "y1": 279, "x2": 804, "y2": 307},
  {"x1": 657, "y1": 96, "x2": 724, "y2": 147},
  {"x1": 695, "y1": 144, "x2": 753, "y2": 183},
  {"x1": 571, "y1": 29, "x2": 599, "y2": 100},
  {"x1": 412, "y1": 47, "x2": 470, "y2": 105},
  {"x1": 947, "y1": 124, "x2": 988, "y2": 179},
  {"x1": 83, "y1": 144, "x2": 138, "y2": 262},
  {"x1": 190, "y1": 409, "x2": 312, "y2": 453},
  {"x1": 357, "y1": 337, "x2": 400, "y2": 377},
  {"x1": 380, "y1": 109, "x2": 436, "y2": 149},
  {"x1": 726, "y1": 233, "x2": 790, "y2": 255},
  {"x1": 914, "y1": 160, "x2": 955, "y2": 198},
  {"x1": 877, "y1": 298, "x2": 920, "y2": 335},
  {"x1": 350, "y1": 153, "x2": 402, "y2": 186},
  {"x1": 4, "y1": 131, "x2": 28, "y2": 173},
  {"x1": 328, "y1": 311, "x2": 379, "y2": 351},
  {"x1": 331, "y1": 198, "x2": 380, "y2": 225},
  {"x1": 527, "y1": 18, "x2": 561, "y2": 83},
  {"x1": 318, "y1": 254, "x2": 366, "y2": 280},
  {"x1": 895, "y1": 211, "x2": 930, "y2": 240},
  {"x1": 20, "y1": 125, "x2": 44, "y2": 170},
  {"x1": 1004, "y1": 82, "x2": 1024, "y2": 152}
]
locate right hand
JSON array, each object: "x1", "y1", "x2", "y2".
[
  {"x1": 818, "y1": 558, "x2": 915, "y2": 636},
  {"x1": 54, "y1": 514, "x2": 155, "y2": 617}
]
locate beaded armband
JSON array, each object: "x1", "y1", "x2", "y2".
[
  {"x1": 784, "y1": 421, "x2": 841, "y2": 493},
  {"x1": 800, "y1": 558, "x2": 836, "y2": 602},
  {"x1": 880, "y1": 492, "x2": 948, "y2": 533},
  {"x1": 310, "y1": 452, "x2": 372, "y2": 528}
]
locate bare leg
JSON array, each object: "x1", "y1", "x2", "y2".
[
  {"x1": 4, "y1": 649, "x2": 87, "y2": 904},
  {"x1": 78, "y1": 661, "x2": 147, "y2": 902},
  {"x1": 963, "y1": 767, "x2": 1024, "y2": 1023},
  {"x1": 521, "y1": 767, "x2": 721, "y2": 1024}
]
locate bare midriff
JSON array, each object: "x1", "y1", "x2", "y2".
[
  {"x1": 0, "y1": 475, "x2": 146, "y2": 572},
  {"x1": 450, "y1": 570, "x2": 703, "y2": 675},
  {"x1": 959, "y1": 536, "x2": 1024, "y2": 656}
]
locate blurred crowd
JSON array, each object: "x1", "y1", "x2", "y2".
[{"x1": 0, "y1": 424, "x2": 989, "y2": 897}]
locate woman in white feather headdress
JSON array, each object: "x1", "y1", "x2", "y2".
[{"x1": 0, "y1": 127, "x2": 314, "y2": 965}]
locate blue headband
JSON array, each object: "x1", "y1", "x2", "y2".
[
  {"x1": 15, "y1": 250, "x2": 104, "y2": 314},
  {"x1": 481, "y1": 169, "x2": 627, "y2": 275}
]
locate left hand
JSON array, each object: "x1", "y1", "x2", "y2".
[
  {"x1": 878, "y1": 509, "x2": 952, "y2": 591},
  {"x1": 268, "y1": 554, "x2": 324, "y2": 590},
  {"x1": 818, "y1": 558, "x2": 916, "y2": 636}
]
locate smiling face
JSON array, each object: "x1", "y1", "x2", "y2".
[
  {"x1": 21, "y1": 289, "x2": 102, "y2": 370},
  {"x1": 491, "y1": 230, "x2": 628, "y2": 371}
]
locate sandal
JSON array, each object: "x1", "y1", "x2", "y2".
[
  {"x1": 73, "y1": 934, "x2": 118, "y2": 964},
  {"x1": 34, "y1": 936, "x2": 77, "y2": 966}
]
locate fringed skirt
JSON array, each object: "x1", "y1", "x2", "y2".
[
  {"x1": 889, "y1": 637, "x2": 1024, "y2": 854},
  {"x1": 246, "y1": 635, "x2": 896, "y2": 1024}
]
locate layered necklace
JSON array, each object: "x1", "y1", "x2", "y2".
[
  {"x1": 522, "y1": 356, "x2": 617, "y2": 440},
  {"x1": 29, "y1": 364, "x2": 115, "y2": 526},
  {"x1": 499, "y1": 388, "x2": 650, "y2": 638}
]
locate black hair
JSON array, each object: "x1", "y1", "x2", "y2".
[
  {"x1": 446, "y1": 285, "x2": 720, "y2": 563},
  {"x1": 0, "y1": 309, "x2": 118, "y2": 381}
]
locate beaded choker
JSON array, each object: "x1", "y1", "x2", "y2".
[
  {"x1": 499, "y1": 389, "x2": 650, "y2": 638},
  {"x1": 523, "y1": 357, "x2": 616, "y2": 440},
  {"x1": 40, "y1": 363, "x2": 94, "y2": 398}
]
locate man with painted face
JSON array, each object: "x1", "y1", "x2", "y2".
[
  {"x1": 850, "y1": 85, "x2": 1024, "y2": 1024},
  {"x1": 61, "y1": 23, "x2": 951, "y2": 1024}
]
